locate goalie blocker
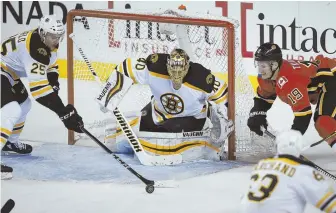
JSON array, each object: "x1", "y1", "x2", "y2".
[{"x1": 95, "y1": 68, "x2": 133, "y2": 112}]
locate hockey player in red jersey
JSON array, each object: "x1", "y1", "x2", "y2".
[{"x1": 247, "y1": 42, "x2": 336, "y2": 151}]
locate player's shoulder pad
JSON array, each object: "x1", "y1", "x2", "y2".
[
  {"x1": 28, "y1": 29, "x2": 52, "y2": 65},
  {"x1": 280, "y1": 60, "x2": 312, "y2": 80},
  {"x1": 184, "y1": 62, "x2": 215, "y2": 93},
  {"x1": 146, "y1": 53, "x2": 169, "y2": 76},
  {"x1": 276, "y1": 154, "x2": 316, "y2": 168}
]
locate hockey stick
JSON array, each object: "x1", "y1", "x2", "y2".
[
  {"x1": 303, "y1": 131, "x2": 336, "y2": 151},
  {"x1": 80, "y1": 126, "x2": 177, "y2": 192},
  {"x1": 264, "y1": 130, "x2": 336, "y2": 151},
  {"x1": 263, "y1": 130, "x2": 336, "y2": 181},
  {"x1": 1, "y1": 199, "x2": 15, "y2": 213},
  {"x1": 299, "y1": 155, "x2": 336, "y2": 181},
  {"x1": 69, "y1": 33, "x2": 182, "y2": 166}
]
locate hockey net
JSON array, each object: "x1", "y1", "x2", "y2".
[{"x1": 67, "y1": 9, "x2": 275, "y2": 161}]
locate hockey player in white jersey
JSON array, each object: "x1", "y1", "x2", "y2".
[
  {"x1": 92, "y1": 8, "x2": 234, "y2": 163},
  {"x1": 96, "y1": 46, "x2": 233, "y2": 162},
  {"x1": 1, "y1": 15, "x2": 83, "y2": 179},
  {"x1": 240, "y1": 130, "x2": 336, "y2": 213}
]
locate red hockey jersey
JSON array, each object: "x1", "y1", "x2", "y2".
[{"x1": 256, "y1": 55, "x2": 336, "y2": 134}]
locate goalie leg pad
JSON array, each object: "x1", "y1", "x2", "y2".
[
  {"x1": 137, "y1": 131, "x2": 220, "y2": 161},
  {"x1": 104, "y1": 102, "x2": 222, "y2": 161},
  {"x1": 104, "y1": 113, "x2": 141, "y2": 154},
  {"x1": 105, "y1": 118, "x2": 221, "y2": 161}
]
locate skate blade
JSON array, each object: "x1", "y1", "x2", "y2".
[{"x1": 1, "y1": 151, "x2": 31, "y2": 156}]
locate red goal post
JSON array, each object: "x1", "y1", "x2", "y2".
[{"x1": 66, "y1": 9, "x2": 250, "y2": 160}]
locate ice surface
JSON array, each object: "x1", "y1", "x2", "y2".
[
  {"x1": 1, "y1": 142, "x2": 334, "y2": 213},
  {"x1": 2, "y1": 79, "x2": 335, "y2": 213},
  {"x1": 1, "y1": 143, "x2": 246, "y2": 183}
]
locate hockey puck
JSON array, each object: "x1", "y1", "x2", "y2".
[
  {"x1": 145, "y1": 184, "x2": 155, "y2": 194},
  {"x1": 1, "y1": 199, "x2": 15, "y2": 213}
]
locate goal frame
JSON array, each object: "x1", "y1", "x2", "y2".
[{"x1": 66, "y1": 9, "x2": 237, "y2": 160}]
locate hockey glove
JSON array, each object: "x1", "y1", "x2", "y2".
[
  {"x1": 47, "y1": 72, "x2": 60, "y2": 94},
  {"x1": 247, "y1": 109, "x2": 268, "y2": 136},
  {"x1": 59, "y1": 104, "x2": 83, "y2": 133},
  {"x1": 247, "y1": 96, "x2": 273, "y2": 136}
]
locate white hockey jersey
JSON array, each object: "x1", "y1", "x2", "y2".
[
  {"x1": 240, "y1": 155, "x2": 336, "y2": 213},
  {"x1": 114, "y1": 53, "x2": 228, "y2": 124},
  {"x1": 1, "y1": 29, "x2": 58, "y2": 99}
]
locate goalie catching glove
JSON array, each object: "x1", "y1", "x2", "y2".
[
  {"x1": 59, "y1": 104, "x2": 84, "y2": 133},
  {"x1": 208, "y1": 103, "x2": 234, "y2": 143},
  {"x1": 95, "y1": 70, "x2": 133, "y2": 112}
]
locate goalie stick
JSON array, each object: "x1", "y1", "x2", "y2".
[
  {"x1": 263, "y1": 129, "x2": 336, "y2": 181},
  {"x1": 69, "y1": 33, "x2": 182, "y2": 166}
]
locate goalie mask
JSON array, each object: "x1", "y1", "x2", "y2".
[
  {"x1": 167, "y1": 49, "x2": 190, "y2": 90},
  {"x1": 254, "y1": 43, "x2": 283, "y2": 80},
  {"x1": 38, "y1": 15, "x2": 65, "y2": 51}
]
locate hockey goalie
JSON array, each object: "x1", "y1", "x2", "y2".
[{"x1": 95, "y1": 24, "x2": 234, "y2": 164}]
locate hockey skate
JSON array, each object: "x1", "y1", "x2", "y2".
[
  {"x1": 1, "y1": 164, "x2": 13, "y2": 180},
  {"x1": 2, "y1": 141, "x2": 33, "y2": 154}
]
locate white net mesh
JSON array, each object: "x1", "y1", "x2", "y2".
[{"x1": 71, "y1": 9, "x2": 275, "y2": 160}]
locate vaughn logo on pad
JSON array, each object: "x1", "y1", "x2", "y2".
[
  {"x1": 183, "y1": 131, "x2": 203, "y2": 137},
  {"x1": 97, "y1": 82, "x2": 112, "y2": 101}
]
